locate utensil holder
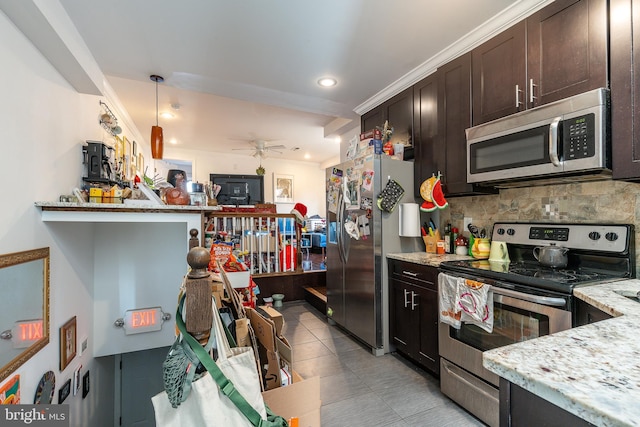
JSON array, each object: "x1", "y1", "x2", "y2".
[{"x1": 423, "y1": 236, "x2": 437, "y2": 253}]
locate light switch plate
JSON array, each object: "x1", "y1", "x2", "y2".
[
  {"x1": 79, "y1": 336, "x2": 88, "y2": 356},
  {"x1": 463, "y1": 217, "x2": 473, "y2": 233}
]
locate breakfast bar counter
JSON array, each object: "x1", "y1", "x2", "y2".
[{"x1": 483, "y1": 279, "x2": 640, "y2": 426}]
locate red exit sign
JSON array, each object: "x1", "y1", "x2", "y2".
[
  {"x1": 123, "y1": 307, "x2": 164, "y2": 335},
  {"x1": 13, "y1": 319, "x2": 44, "y2": 348}
]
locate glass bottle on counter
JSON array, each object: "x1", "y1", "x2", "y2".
[
  {"x1": 451, "y1": 227, "x2": 458, "y2": 253},
  {"x1": 444, "y1": 223, "x2": 452, "y2": 253}
]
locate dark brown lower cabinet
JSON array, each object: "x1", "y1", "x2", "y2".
[
  {"x1": 574, "y1": 298, "x2": 613, "y2": 326},
  {"x1": 500, "y1": 379, "x2": 595, "y2": 426},
  {"x1": 388, "y1": 260, "x2": 439, "y2": 376}
]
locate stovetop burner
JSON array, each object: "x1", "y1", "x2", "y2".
[
  {"x1": 441, "y1": 259, "x2": 624, "y2": 293},
  {"x1": 440, "y1": 222, "x2": 635, "y2": 295},
  {"x1": 439, "y1": 259, "x2": 629, "y2": 295},
  {"x1": 509, "y1": 262, "x2": 613, "y2": 284}
]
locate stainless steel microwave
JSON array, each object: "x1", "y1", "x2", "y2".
[{"x1": 466, "y1": 88, "x2": 611, "y2": 187}]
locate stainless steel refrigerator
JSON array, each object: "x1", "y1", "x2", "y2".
[{"x1": 325, "y1": 154, "x2": 422, "y2": 355}]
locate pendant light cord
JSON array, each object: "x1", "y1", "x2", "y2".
[{"x1": 155, "y1": 80, "x2": 159, "y2": 127}]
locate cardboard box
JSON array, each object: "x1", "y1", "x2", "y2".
[
  {"x1": 211, "y1": 280, "x2": 224, "y2": 308},
  {"x1": 246, "y1": 307, "x2": 292, "y2": 391},
  {"x1": 262, "y1": 374, "x2": 321, "y2": 427},
  {"x1": 258, "y1": 305, "x2": 284, "y2": 336}
]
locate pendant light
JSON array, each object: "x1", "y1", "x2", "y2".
[{"x1": 150, "y1": 74, "x2": 164, "y2": 159}]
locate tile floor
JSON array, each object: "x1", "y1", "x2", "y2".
[{"x1": 277, "y1": 301, "x2": 486, "y2": 427}]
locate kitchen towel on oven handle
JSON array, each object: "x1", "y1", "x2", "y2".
[
  {"x1": 438, "y1": 273, "x2": 462, "y2": 329},
  {"x1": 457, "y1": 279, "x2": 494, "y2": 333},
  {"x1": 438, "y1": 273, "x2": 494, "y2": 333}
]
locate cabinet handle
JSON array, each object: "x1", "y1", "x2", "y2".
[
  {"x1": 411, "y1": 291, "x2": 418, "y2": 311},
  {"x1": 404, "y1": 289, "x2": 410, "y2": 308},
  {"x1": 402, "y1": 270, "x2": 419, "y2": 277},
  {"x1": 529, "y1": 79, "x2": 537, "y2": 106},
  {"x1": 515, "y1": 84, "x2": 524, "y2": 108}
]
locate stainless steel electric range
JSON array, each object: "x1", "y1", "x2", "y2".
[{"x1": 437, "y1": 222, "x2": 635, "y2": 427}]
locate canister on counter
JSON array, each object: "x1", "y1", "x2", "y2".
[{"x1": 89, "y1": 187, "x2": 102, "y2": 203}]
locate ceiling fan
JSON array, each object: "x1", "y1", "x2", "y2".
[{"x1": 231, "y1": 139, "x2": 286, "y2": 158}]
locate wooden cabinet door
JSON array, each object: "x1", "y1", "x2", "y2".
[
  {"x1": 361, "y1": 87, "x2": 413, "y2": 138},
  {"x1": 390, "y1": 278, "x2": 419, "y2": 356},
  {"x1": 527, "y1": 0, "x2": 607, "y2": 108},
  {"x1": 413, "y1": 73, "x2": 439, "y2": 197},
  {"x1": 472, "y1": 21, "x2": 526, "y2": 125},
  {"x1": 361, "y1": 106, "x2": 383, "y2": 133},
  {"x1": 611, "y1": 0, "x2": 640, "y2": 180},
  {"x1": 439, "y1": 53, "x2": 483, "y2": 196},
  {"x1": 416, "y1": 285, "x2": 439, "y2": 375},
  {"x1": 439, "y1": 54, "x2": 471, "y2": 196},
  {"x1": 384, "y1": 87, "x2": 414, "y2": 148}
]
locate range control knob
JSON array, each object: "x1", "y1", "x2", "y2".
[
  {"x1": 605, "y1": 232, "x2": 619, "y2": 242},
  {"x1": 497, "y1": 228, "x2": 505, "y2": 235},
  {"x1": 507, "y1": 228, "x2": 515, "y2": 236},
  {"x1": 588, "y1": 231, "x2": 601, "y2": 241}
]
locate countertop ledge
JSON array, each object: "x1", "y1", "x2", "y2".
[
  {"x1": 35, "y1": 201, "x2": 223, "y2": 212},
  {"x1": 386, "y1": 252, "x2": 472, "y2": 267},
  {"x1": 484, "y1": 278, "x2": 640, "y2": 427}
]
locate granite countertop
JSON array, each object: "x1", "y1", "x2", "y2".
[
  {"x1": 35, "y1": 201, "x2": 223, "y2": 212},
  {"x1": 386, "y1": 251, "x2": 473, "y2": 267},
  {"x1": 483, "y1": 279, "x2": 640, "y2": 427}
]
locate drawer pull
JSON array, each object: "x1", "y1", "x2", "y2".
[{"x1": 402, "y1": 270, "x2": 419, "y2": 277}]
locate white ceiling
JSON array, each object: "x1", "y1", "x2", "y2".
[{"x1": 54, "y1": 0, "x2": 548, "y2": 164}]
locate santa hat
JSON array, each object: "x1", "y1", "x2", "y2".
[{"x1": 291, "y1": 203, "x2": 308, "y2": 225}]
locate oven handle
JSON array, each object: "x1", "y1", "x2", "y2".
[{"x1": 492, "y1": 286, "x2": 567, "y2": 307}]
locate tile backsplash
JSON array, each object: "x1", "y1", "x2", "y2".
[{"x1": 438, "y1": 179, "x2": 640, "y2": 272}]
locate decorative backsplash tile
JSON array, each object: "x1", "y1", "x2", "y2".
[{"x1": 439, "y1": 180, "x2": 640, "y2": 271}]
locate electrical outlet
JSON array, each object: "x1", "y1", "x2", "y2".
[{"x1": 463, "y1": 217, "x2": 473, "y2": 233}]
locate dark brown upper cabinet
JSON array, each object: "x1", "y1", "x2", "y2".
[
  {"x1": 472, "y1": 0, "x2": 607, "y2": 126},
  {"x1": 413, "y1": 73, "x2": 439, "y2": 198},
  {"x1": 413, "y1": 54, "x2": 496, "y2": 197},
  {"x1": 361, "y1": 87, "x2": 413, "y2": 149},
  {"x1": 610, "y1": 0, "x2": 640, "y2": 180},
  {"x1": 472, "y1": 21, "x2": 526, "y2": 125}
]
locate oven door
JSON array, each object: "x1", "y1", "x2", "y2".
[{"x1": 439, "y1": 283, "x2": 572, "y2": 387}]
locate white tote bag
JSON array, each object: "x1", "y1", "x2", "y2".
[{"x1": 151, "y1": 297, "x2": 268, "y2": 427}]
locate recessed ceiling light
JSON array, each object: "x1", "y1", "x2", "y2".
[
  {"x1": 169, "y1": 138, "x2": 178, "y2": 145},
  {"x1": 318, "y1": 77, "x2": 337, "y2": 87},
  {"x1": 304, "y1": 153, "x2": 311, "y2": 159},
  {"x1": 161, "y1": 112, "x2": 174, "y2": 119},
  {"x1": 334, "y1": 136, "x2": 341, "y2": 143}
]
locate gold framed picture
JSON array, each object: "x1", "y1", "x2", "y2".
[{"x1": 59, "y1": 316, "x2": 77, "y2": 371}]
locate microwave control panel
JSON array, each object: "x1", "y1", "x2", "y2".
[{"x1": 563, "y1": 113, "x2": 595, "y2": 160}]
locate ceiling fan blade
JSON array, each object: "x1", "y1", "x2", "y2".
[{"x1": 265, "y1": 144, "x2": 286, "y2": 150}]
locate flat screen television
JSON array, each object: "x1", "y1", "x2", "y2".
[{"x1": 209, "y1": 174, "x2": 264, "y2": 205}]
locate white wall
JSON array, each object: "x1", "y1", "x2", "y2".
[
  {"x1": 159, "y1": 147, "x2": 328, "y2": 217},
  {"x1": 0, "y1": 10, "x2": 144, "y2": 424}
]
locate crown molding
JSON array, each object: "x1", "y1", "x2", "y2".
[{"x1": 354, "y1": 0, "x2": 554, "y2": 115}]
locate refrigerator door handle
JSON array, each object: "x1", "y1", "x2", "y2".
[{"x1": 336, "y1": 192, "x2": 345, "y2": 263}]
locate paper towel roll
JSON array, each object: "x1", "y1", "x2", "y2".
[{"x1": 399, "y1": 203, "x2": 421, "y2": 237}]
